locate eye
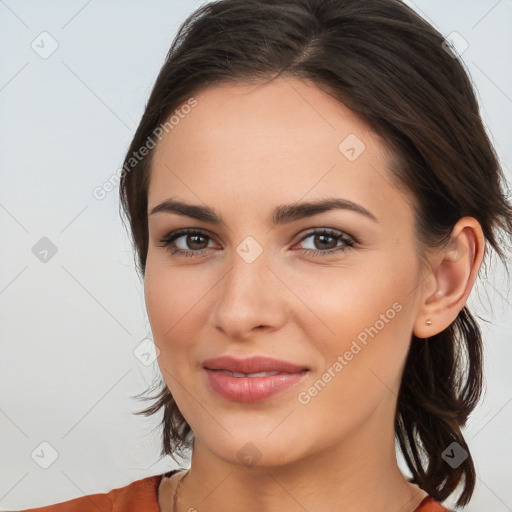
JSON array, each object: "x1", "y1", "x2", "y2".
[
  {"x1": 158, "y1": 227, "x2": 357, "y2": 259},
  {"x1": 158, "y1": 228, "x2": 216, "y2": 258},
  {"x1": 294, "y1": 228, "x2": 356, "y2": 257}
]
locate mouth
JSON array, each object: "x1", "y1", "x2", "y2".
[
  {"x1": 201, "y1": 355, "x2": 310, "y2": 402},
  {"x1": 207, "y1": 369, "x2": 299, "y2": 378},
  {"x1": 201, "y1": 354, "x2": 309, "y2": 374}
]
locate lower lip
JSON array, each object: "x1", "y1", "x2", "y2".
[{"x1": 204, "y1": 368, "x2": 309, "y2": 402}]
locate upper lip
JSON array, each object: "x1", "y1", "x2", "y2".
[{"x1": 202, "y1": 355, "x2": 309, "y2": 374}]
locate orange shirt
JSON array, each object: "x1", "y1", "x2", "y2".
[{"x1": 13, "y1": 469, "x2": 452, "y2": 511}]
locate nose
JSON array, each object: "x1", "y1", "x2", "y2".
[{"x1": 209, "y1": 250, "x2": 287, "y2": 340}]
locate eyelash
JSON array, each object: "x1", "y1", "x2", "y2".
[{"x1": 158, "y1": 228, "x2": 357, "y2": 258}]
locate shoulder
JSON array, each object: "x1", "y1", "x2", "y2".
[
  {"x1": 8, "y1": 474, "x2": 165, "y2": 512},
  {"x1": 414, "y1": 496, "x2": 455, "y2": 512}
]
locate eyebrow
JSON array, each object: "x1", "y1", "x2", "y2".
[{"x1": 149, "y1": 197, "x2": 378, "y2": 224}]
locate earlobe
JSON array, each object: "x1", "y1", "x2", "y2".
[{"x1": 413, "y1": 217, "x2": 485, "y2": 339}]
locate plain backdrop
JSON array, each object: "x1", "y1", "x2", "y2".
[{"x1": 0, "y1": 0, "x2": 511, "y2": 510}]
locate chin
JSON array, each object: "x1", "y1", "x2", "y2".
[{"x1": 197, "y1": 430, "x2": 304, "y2": 469}]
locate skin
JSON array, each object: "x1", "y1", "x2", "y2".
[{"x1": 144, "y1": 76, "x2": 485, "y2": 512}]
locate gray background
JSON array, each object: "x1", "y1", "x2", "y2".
[{"x1": 0, "y1": 0, "x2": 510, "y2": 510}]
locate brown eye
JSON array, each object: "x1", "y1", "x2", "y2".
[
  {"x1": 296, "y1": 229, "x2": 356, "y2": 256},
  {"x1": 159, "y1": 229, "x2": 215, "y2": 257},
  {"x1": 184, "y1": 233, "x2": 209, "y2": 250}
]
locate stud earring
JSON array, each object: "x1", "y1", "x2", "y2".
[{"x1": 425, "y1": 319, "x2": 432, "y2": 326}]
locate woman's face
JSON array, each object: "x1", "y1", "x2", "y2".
[{"x1": 144, "y1": 77, "x2": 428, "y2": 468}]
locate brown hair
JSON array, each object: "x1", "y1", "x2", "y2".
[{"x1": 119, "y1": 0, "x2": 512, "y2": 506}]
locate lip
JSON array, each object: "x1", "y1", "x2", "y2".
[
  {"x1": 201, "y1": 355, "x2": 308, "y2": 374},
  {"x1": 201, "y1": 355, "x2": 310, "y2": 403}
]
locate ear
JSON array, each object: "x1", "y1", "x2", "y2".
[{"x1": 413, "y1": 216, "x2": 486, "y2": 339}]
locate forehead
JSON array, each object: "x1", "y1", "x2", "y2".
[
  {"x1": 147, "y1": 77, "x2": 414, "y2": 226},
  {"x1": 151, "y1": 77, "x2": 376, "y2": 170}
]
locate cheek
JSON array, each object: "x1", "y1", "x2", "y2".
[
  {"x1": 292, "y1": 254, "x2": 416, "y2": 384},
  {"x1": 143, "y1": 264, "x2": 200, "y2": 394},
  {"x1": 288, "y1": 256, "x2": 411, "y2": 340},
  {"x1": 144, "y1": 258, "x2": 215, "y2": 352},
  {"x1": 293, "y1": 280, "x2": 412, "y2": 440}
]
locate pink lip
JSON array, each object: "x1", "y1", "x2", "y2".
[
  {"x1": 201, "y1": 355, "x2": 308, "y2": 374},
  {"x1": 201, "y1": 355, "x2": 310, "y2": 402}
]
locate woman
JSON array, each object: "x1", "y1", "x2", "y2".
[{"x1": 15, "y1": 0, "x2": 512, "y2": 510}]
